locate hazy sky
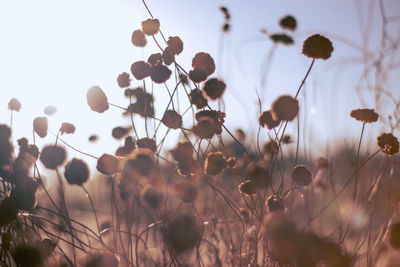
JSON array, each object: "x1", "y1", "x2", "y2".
[{"x1": 1, "y1": 0, "x2": 400, "y2": 165}]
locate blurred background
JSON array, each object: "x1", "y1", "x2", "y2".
[{"x1": 1, "y1": 0, "x2": 400, "y2": 170}]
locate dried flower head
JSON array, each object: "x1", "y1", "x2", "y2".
[
  {"x1": 40, "y1": 145, "x2": 66, "y2": 169},
  {"x1": 377, "y1": 133, "x2": 399, "y2": 155},
  {"x1": 266, "y1": 195, "x2": 284, "y2": 212},
  {"x1": 189, "y1": 89, "x2": 208, "y2": 109},
  {"x1": 162, "y1": 110, "x2": 183, "y2": 129},
  {"x1": 87, "y1": 86, "x2": 109, "y2": 113},
  {"x1": 130, "y1": 61, "x2": 151, "y2": 80},
  {"x1": 175, "y1": 180, "x2": 198, "y2": 202},
  {"x1": 88, "y1": 134, "x2": 98, "y2": 143},
  {"x1": 147, "y1": 53, "x2": 163, "y2": 67},
  {"x1": 193, "y1": 118, "x2": 219, "y2": 139},
  {"x1": 111, "y1": 126, "x2": 131, "y2": 140},
  {"x1": 137, "y1": 137, "x2": 157, "y2": 152},
  {"x1": 60, "y1": 122, "x2": 76, "y2": 135},
  {"x1": 167, "y1": 36, "x2": 184, "y2": 55},
  {"x1": 8, "y1": 98, "x2": 21, "y2": 112},
  {"x1": 189, "y1": 52, "x2": 215, "y2": 83},
  {"x1": 141, "y1": 185, "x2": 162, "y2": 209},
  {"x1": 291, "y1": 165, "x2": 312, "y2": 186},
  {"x1": 150, "y1": 64, "x2": 172, "y2": 83},
  {"x1": 246, "y1": 162, "x2": 271, "y2": 188},
  {"x1": 270, "y1": 33, "x2": 294, "y2": 45},
  {"x1": 33, "y1": 117, "x2": 48, "y2": 138},
  {"x1": 202, "y1": 78, "x2": 226, "y2": 100},
  {"x1": 222, "y1": 23, "x2": 231, "y2": 33},
  {"x1": 188, "y1": 68, "x2": 208, "y2": 83},
  {"x1": 177, "y1": 157, "x2": 197, "y2": 176},
  {"x1": 238, "y1": 180, "x2": 258, "y2": 195},
  {"x1": 141, "y1": 18, "x2": 160, "y2": 36},
  {"x1": 124, "y1": 148, "x2": 154, "y2": 177},
  {"x1": 163, "y1": 213, "x2": 201, "y2": 253},
  {"x1": 131, "y1": 29, "x2": 147, "y2": 47},
  {"x1": 116, "y1": 136, "x2": 136, "y2": 156},
  {"x1": 279, "y1": 15, "x2": 297, "y2": 31},
  {"x1": 44, "y1": 105, "x2": 57, "y2": 115},
  {"x1": 171, "y1": 142, "x2": 193, "y2": 162},
  {"x1": 97, "y1": 154, "x2": 119, "y2": 175},
  {"x1": 350, "y1": 108, "x2": 379, "y2": 123},
  {"x1": 192, "y1": 52, "x2": 215, "y2": 75},
  {"x1": 302, "y1": 34, "x2": 333, "y2": 60},
  {"x1": 271, "y1": 95, "x2": 299, "y2": 121},
  {"x1": 220, "y1": 6, "x2": 230, "y2": 20},
  {"x1": 259, "y1": 110, "x2": 281, "y2": 129},
  {"x1": 117, "y1": 72, "x2": 131, "y2": 88},
  {"x1": 64, "y1": 158, "x2": 89, "y2": 185},
  {"x1": 195, "y1": 110, "x2": 225, "y2": 134},
  {"x1": 204, "y1": 151, "x2": 226, "y2": 175},
  {"x1": 162, "y1": 46, "x2": 175, "y2": 66}
]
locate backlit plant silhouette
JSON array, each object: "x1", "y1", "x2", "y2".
[{"x1": 2, "y1": 1, "x2": 400, "y2": 267}]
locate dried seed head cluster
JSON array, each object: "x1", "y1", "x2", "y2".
[
  {"x1": 350, "y1": 108, "x2": 379, "y2": 123},
  {"x1": 377, "y1": 132, "x2": 399, "y2": 155},
  {"x1": 64, "y1": 158, "x2": 89, "y2": 186},
  {"x1": 271, "y1": 95, "x2": 299, "y2": 121},
  {"x1": 302, "y1": 34, "x2": 333, "y2": 60},
  {"x1": 291, "y1": 165, "x2": 312, "y2": 186}
]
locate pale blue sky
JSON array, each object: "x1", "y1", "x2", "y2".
[{"x1": 1, "y1": 0, "x2": 400, "y2": 164}]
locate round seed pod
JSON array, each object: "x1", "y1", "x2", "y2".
[
  {"x1": 8, "y1": 98, "x2": 21, "y2": 112},
  {"x1": 162, "y1": 110, "x2": 183, "y2": 129},
  {"x1": 202, "y1": 78, "x2": 226, "y2": 100},
  {"x1": 97, "y1": 154, "x2": 119, "y2": 175},
  {"x1": 124, "y1": 148, "x2": 154, "y2": 178},
  {"x1": 33, "y1": 117, "x2": 48, "y2": 138},
  {"x1": 302, "y1": 34, "x2": 334, "y2": 60},
  {"x1": 40, "y1": 145, "x2": 66, "y2": 169},
  {"x1": 141, "y1": 18, "x2": 160, "y2": 36},
  {"x1": 64, "y1": 158, "x2": 90, "y2": 186},
  {"x1": 87, "y1": 86, "x2": 109, "y2": 113},
  {"x1": 265, "y1": 195, "x2": 284, "y2": 212},
  {"x1": 60, "y1": 122, "x2": 76, "y2": 135},
  {"x1": 150, "y1": 64, "x2": 172, "y2": 83},
  {"x1": 291, "y1": 165, "x2": 312, "y2": 186},
  {"x1": 279, "y1": 15, "x2": 297, "y2": 31},
  {"x1": 189, "y1": 89, "x2": 208, "y2": 109},
  {"x1": 377, "y1": 132, "x2": 399, "y2": 155},
  {"x1": 204, "y1": 151, "x2": 226, "y2": 175},
  {"x1": 170, "y1": 142, "x2": 193, "y2": 162},
  {"x1": 137, "y1": 138, "x2": 157, "y2": 152},
  {"x1": 44, "y1": 105, "x2": 57, "y2": 115},
  {"x1": 238, "y1": 180, "x2": 258, "y2": 195},
  {"x1": 130, "y1": 61, "x2": 151, "y2": 80},
  {"x1": 117, "y1": 72, "x2": 131, "y2": 88},
  {"x1": 131, "y1": 29, "x2": 147, "y2": 47},
  {"x1": 167, "y1": 36, "x2": 184, "y2": 55},
  {"x1": 271, "y1": 95, "x2": 299, "y2": 121}
]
